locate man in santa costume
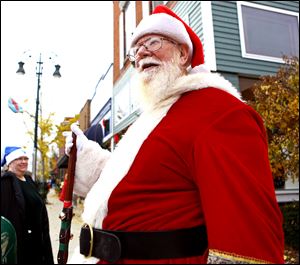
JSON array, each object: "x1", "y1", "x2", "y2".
[{"x1": 65, "y1": 5, "x2": 284, "y2": 264}]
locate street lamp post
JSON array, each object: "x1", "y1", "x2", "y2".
[
  {"x1": 16, "y1": 52, "x2": 61, "y2": 183},
  {"x1": 32, "y1": 53, "x2": 42, "y2": 182}
]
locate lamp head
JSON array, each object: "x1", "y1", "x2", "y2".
[
  {"x1": 16, "y1": 61, "x2": 25, "y2": 75},
  {"x1": 53, "y1": 64, "x2": 61, "y2": 78}
]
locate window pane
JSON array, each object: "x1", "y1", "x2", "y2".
[
  {"x1": 114, "y1": 83, "x2": 130, "y2": 125},
  {"x1": 125, "y1": 1, "x2": 136, "y2": 54},
  {"x1": 142, "y1": 1, "x2": 150, "y2": 18},
  {"x1": 242, "y1": 5, "x2": 299, "y2": 58}
]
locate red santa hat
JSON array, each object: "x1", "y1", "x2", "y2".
[{"x1": 130, "y1": 5, "x2": 205, "y2": 70}]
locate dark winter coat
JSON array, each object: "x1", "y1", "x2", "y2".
[{"x1": 1, "y1": 171, "x2": 54, "y2": 264}]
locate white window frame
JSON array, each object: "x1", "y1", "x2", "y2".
[
  {"x1": 237, "y1": 1, "x2": 299, "y2": 63},
  {"x1": 142, "y1": 1, "x2": 150, "y2": 19},
  {"x1": 114, "y1": 82, "x2": 130, "y2": 126},
  {"x1": 119, "y1": 2, "x2": 136, "y2": 68},
  {"x1": 119, "y1": 11, "x2": 125, "y2": 68},
  {"x1": 125, "y1": 1, "x2": 136, "y2": 56},
  {"x1": 201, "y1": 1, "x2": 217, "y2": 71}
]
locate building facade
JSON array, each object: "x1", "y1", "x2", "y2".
[{"x1": 111, "y1": 1, "x2": 299, "y2": 201}]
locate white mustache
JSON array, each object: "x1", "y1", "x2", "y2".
[{"x1": 138, "y1": 58, "x2": 162, "y2": 69}]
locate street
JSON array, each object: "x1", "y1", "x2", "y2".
[{"x1": 46, "y1": 188, "x2": 83, "y2": 264}]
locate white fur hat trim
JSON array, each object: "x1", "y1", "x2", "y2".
[{"x1": 130, "y1": 13, "x2": 193, "y2": 63}]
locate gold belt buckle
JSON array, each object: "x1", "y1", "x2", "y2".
[{"x1": 83, "y1": 223, "x2": 94, "y2": 258}]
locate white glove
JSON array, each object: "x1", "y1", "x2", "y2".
[{"x1": 64, "y1": 123, "x2": 88, "y2": 156}]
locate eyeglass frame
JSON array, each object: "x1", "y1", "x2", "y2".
[{"x1": 127, "y1": 36, "x2": 178, "y2": 62}]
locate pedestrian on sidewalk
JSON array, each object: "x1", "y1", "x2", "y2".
[
  {"x1": 65, "y1": 5, "x2": 284, "y2": 264},
  {"x1": 1, "y1": 146, "x2": 54, "y2": 264}
]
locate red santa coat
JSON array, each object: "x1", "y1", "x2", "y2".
[{"x1": 71, "y1": 73, "x2": 284, "y2": 264}]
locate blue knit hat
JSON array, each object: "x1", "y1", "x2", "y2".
[{"x1": 1, "y1": 146, "x2": 28, "y2": 167}]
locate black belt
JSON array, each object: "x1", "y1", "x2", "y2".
[{"x1": 80, "y1": 224, "x2": 207, "y2": 263}]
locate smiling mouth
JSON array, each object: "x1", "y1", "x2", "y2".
[{"x1": 141, "y1": 63, "x2": 160, "y2": 71}]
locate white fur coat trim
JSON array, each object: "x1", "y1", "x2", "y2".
[{"x1": 70, "y1": 72, "x2": 242, "y2": 263}]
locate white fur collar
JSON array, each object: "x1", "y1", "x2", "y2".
[
  {"x1": 83, "y1": 72, "x2": 242, "y2": 225},
  {"x1": 72, "y1": 72, "x2": 242, "y2": 263},
  {"x1": 164, "y1": 71, "x2": 243, "y2": 103}
]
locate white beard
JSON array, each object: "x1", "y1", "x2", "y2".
[{"x1": 132, "y1": 55, "x2": 183, "y2": 111}]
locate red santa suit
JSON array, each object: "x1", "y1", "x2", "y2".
[
  {"x1": 68, "y1": 4, "x2": 284, "y2": 264},
  {"x1": 69, "y1": 71, "x2": 284, "y2": 264}
]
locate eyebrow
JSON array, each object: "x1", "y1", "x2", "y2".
[{"x1": 136, "y1": 37, "x2": 152, "y2": 46}]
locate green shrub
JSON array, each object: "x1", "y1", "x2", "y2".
[{"x1": 279, "y1": 201, "x2": 299, "y2": 249}]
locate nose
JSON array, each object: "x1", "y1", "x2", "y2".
[
  {"x1": 135, "y1": 45, "x2": 151, "y2": 67},
  {"x1": 136, "y1": 44, "x2": 152, "y2": 58}
]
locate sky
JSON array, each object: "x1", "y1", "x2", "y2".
[{"x1": 1, "y1": 1, "x2": 113, "y2": 166}]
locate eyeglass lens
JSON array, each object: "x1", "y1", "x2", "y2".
[{"x1": 129, "y1": 37, "x2": 163, "y2": 60}]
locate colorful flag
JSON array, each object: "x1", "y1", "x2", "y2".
[{"x1": 8, "y1": 97, "x2": 23, "y2": 113}]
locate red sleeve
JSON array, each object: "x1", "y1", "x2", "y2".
[{"x1": 194, "y1": 106, "x2": 284, "y2": 264}]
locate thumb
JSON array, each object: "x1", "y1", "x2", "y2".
[{"x1": 71, "y1": 123, "x2": 84, "y2": 136}]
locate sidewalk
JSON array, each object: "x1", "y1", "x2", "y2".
[{"x1": 46, "y1": 188, "x2": 84, "y2": 264}]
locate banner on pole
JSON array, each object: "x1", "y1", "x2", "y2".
[{"x1": 8, "y1": 97, "x2": 23, "y2": 113}]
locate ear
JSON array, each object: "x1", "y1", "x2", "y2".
[{"x1": 178, "y1": 44, "x2": 190, "y2": 67}]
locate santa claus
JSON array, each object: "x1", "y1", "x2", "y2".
[{"x1": 66, "y1": 5, "x2": 284, "y2": 264}]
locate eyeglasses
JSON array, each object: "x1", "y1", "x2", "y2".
[{"x1": 127, "y1": 37, "x2": 178, "y2": 62}]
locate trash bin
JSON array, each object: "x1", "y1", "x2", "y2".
[{"x1": 1, "y1": 216, "x2": 17, "y2": 264}]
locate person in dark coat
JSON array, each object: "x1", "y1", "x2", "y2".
[{"x1": 1, "y1": 146, "x2": 54, "y2": 264}]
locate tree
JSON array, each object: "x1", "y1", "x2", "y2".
[
  {"x1": 25, "y1": 112, "x2": 79, "y2": 182},
  {"x1": 248, "y1": 56, "x2": 299, "y2": 188},
  {"x1": 53, "y1": 115, "x2": 80, "y2": 149},
  {"x1": 38, "y1": 112, "x2": 56, "y2": 180}
]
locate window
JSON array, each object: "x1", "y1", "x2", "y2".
[
  {"x1": 119, "y1": 1, "x2": 136, "y2": 68},
  {"x1": 125, "y1": 2, "x2": 136, "y2": 56},
  {"x1": 152, "y1": 1, "x2": 164, "y2": 10},
  {"x1": 237, "y1": 2, "x2": 299, "y2": 63},
  {"x1": 142, "y1": 1, "x2": 150, "y2": 18},
  {"x1": 101, "y1": 114, "x2": 111, "y2": 137},
  {"x1": 129, "y1": 78, "x2": 140, "y2": 113},
  {"x1": 114, "y1": 82, "x2": 130, "y2": 125}
]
